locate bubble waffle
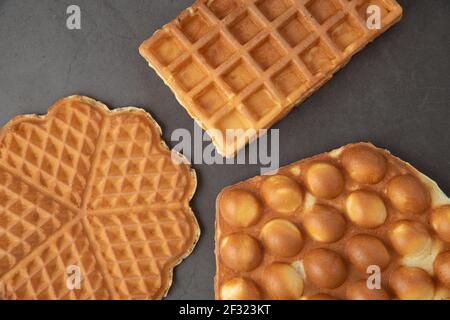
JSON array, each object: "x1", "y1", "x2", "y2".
[
  {"x1": 0, "y1": 96, "x2": 199, "y2": 300},
  {"x1": 215, "y1": 143, "x2": 450, "y2": 300},
  {"x1": 140, "y1": 0, "x2": 403, "y2": 157}
]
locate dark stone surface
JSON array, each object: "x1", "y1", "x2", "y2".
[{"x1": 0, "y1": 0, "x2": 448, "y2": 300}]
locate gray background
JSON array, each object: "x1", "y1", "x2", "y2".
[{"x1": 0, "y1": 0, "x2": 449, "y2": 300}]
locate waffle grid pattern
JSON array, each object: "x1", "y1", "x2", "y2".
[
  {"x1": 140, "y1": 0, "x2": 402, "y2": 156},
  {"x1": 2, "y1": 222, "x2": 110, "y2": 300},
  {"x1": 88, "y1": 209, "x2": 193, "y2": 299},
  {"x1": 0, "y1": 103, "x2": 103, "y2": 206},
  {"x1": 88, "y1": 114, "x2": 189, "y2": 210},
  {"x1": 0, "y1": 97, "x2": 198, "y2": 300}
]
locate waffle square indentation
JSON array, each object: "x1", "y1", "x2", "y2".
[
  {"x1": 178, "y1": 10, "x2": 212, "y2": 43},
  {"x1": 193, "y1": 83, "x2": 228, "y2": 116},
  {"x1": 228, "y1": 11, "x2": 263, "y2": 45},
  {"x1": 250, "y1": 36, "x2": 285, "y2": 70},
  {"x1": 199, "y1": 34, "x2": 236, "y2": 69},
  {"x1": 272, "y1": 62, "x2": 306, "y2": 96},
  {"x1": 243, "y1": 86, "x2": 279, "y2": 120},
  {"x1": 328, "y1": 16, "x2": 364, "y2": 52},
  {"x1": 174, "y1": 58, "x2": 207, "y2": 91},
  {"x1": 300, "y1": 40, "x2": 336, "y2": 75},
  {"x1": 206, "y1": 0, "x2": 239, "y2": 19},
  {"x1": 306, "y1": 0, "x2": 341, "y2": 25},
  {"x1": 279, "y1": 13, "x2": 311, "y2": 48},
  {"x1": 222, "y1": 59, "x2": 257, "y2": 93},
  {"x1": 150, "y1": 33, "x2": 185, "y2": 66},
  {"x1": 256, "y1": 0, "x2": 293, "y2": 21}
]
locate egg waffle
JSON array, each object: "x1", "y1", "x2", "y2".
[{"x1": 215, "y1": 143, "x2": 450, "y2": 300}]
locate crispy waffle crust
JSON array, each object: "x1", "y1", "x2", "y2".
[
  {"x1": 215, "y1": 143, "x2": 450, "y2": 300},
  {"x1": 0, "y1": 96, "x2": 200, "y2": 300},
  {"x1": 140, "y1": 0, "x2": 403, "y2": 157}
]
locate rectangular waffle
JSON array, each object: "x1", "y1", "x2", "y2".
[
  {"x1": 215, "y1": 143, "x2": 450, "y2": 300},
  {"x1": 0, "y1": 96, "x2": 199, "y2": 300},
  {"x1": 140, "y1": 0, "x2": 403, "y2": 157}
]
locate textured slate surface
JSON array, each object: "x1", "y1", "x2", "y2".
[{"x1": 0, "y1": 0, "x2": 448, "y2": 299}]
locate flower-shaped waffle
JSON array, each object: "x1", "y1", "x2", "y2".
[
  {"x1": 0, "y1": 96, "x2": 199, "y2": 300},
  {"x1": 215, "y1": 143, "x2": 450, "y2": 300}
]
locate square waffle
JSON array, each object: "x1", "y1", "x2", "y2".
[
  {"x1": 215, "y1": 143, "x2": 450, "y2": 300},
  {"x1": 140, "y1": 0, "x2": 403, "y2": 157},
  {"x1": 0, "y1": 96, "x2": 199, "y2": 300}
]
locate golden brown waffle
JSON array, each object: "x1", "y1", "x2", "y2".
[
  {"x1": 0, "y1": 96, "x2": 199, "y2": 300},
  {"x1": 215, "y1": 143, "x2": 450, "y2": 300},
  {"x1": 140, "y1": 0, "x2": 403, "y2": 157}
]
